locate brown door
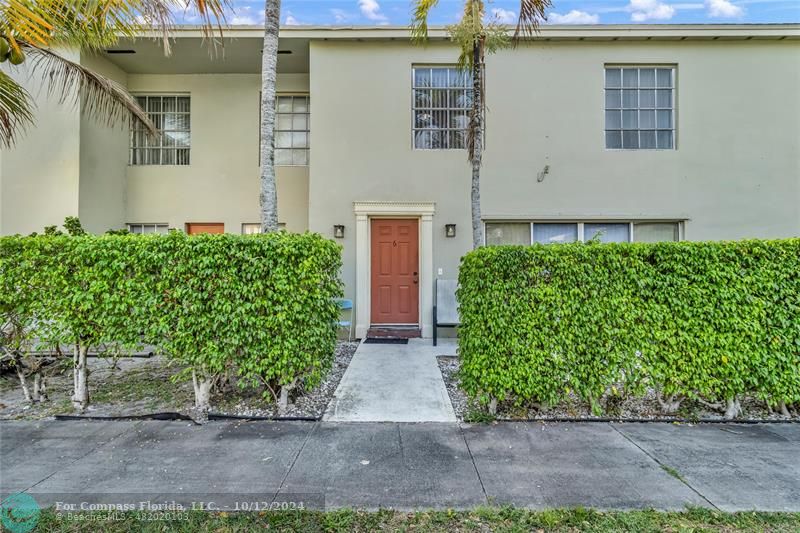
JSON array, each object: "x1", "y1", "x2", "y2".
[
  {"x1": 371, "y1": 219, "x2": 419, "y2": 325},
  {"x1": 186, "y1": 223, "x2": 224, "y2": 235}
]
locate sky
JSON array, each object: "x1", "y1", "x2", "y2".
[{"x1": 189, "y1": 0, "x2": 798, "y2": 27}]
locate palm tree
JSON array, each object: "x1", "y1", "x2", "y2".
[
  {"x1": 0, "y1": 0, "x2": 225, "y2": 148},
  {"x1": 412, "y1": 0, "x2": 551, "y2": 249},
  {"x1": 259, "y1": 0, "x2": 281, "y2": 233}
]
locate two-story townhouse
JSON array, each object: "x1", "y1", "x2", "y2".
[{"x1": 1, "y1": 24, "x2": 798, "y2": 338}]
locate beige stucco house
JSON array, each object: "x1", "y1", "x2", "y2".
[{"x1": 1, "y1": 24, "x2": 798, "y2": 338}]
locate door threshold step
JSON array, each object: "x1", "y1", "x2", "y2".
[
  {"x1": 367, "y1": 328, "x2": 421, "y2": 339},
  {"x1": 363, "y1": 338, "x2": 409, "y2": 345}
]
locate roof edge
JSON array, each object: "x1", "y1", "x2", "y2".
[{"x1": 134, "y1": 23, "x2": 800, "y2": 40}]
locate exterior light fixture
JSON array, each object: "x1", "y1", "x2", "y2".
[
  {"x1": 333, "y1": 225, "x2": 345, "y2": 238},
  {"x1": 445, "y1": 224, "x2": 456, "y2": 238}
]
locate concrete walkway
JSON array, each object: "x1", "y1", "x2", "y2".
[
  {"x1": 2, "y1": 420, "x2": 798, "y2": 512},
  {"x1": 323, "y1": 338, "x2": 457, "y2": 422}
]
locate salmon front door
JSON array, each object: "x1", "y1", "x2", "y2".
[
  {"x1": 186, "y1": 223, "x2": 224, "y2": 235},
  {"x1": 370, "y1": 219, "x2": 419, "y2": 325}
]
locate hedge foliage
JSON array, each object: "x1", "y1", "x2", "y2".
[
  {"x1": 0, "y1": 231, "x2": 342, "y2": 406},
  {"x1": 457, "y1": 240, "x2": 800, "y2": 412}
]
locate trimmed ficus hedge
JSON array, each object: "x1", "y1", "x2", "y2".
[
  {"x1": 457, "y1": 240, "x2": 800, "y2": 416},
  {"x1": 0, "y1": 231, "x2": 342, "y2": 411}
]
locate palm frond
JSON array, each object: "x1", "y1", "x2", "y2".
[
  {"x1": 23, "y1": 44, "x2": 157, "y2": 135},
  {"x1": 0, "y1": 70, "x2": 34, "y2": 148},
  {"x1": 410, "y1": 0, "x2": 439, "y2": 43},
  {"x1": 0, "y1": 0, "x2": 227, "y2": 55},
  {"x1": 513, "y1": 0, "x2": 551, "y2": 42}
]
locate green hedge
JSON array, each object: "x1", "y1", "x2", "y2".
[
  {"x1": 0, "y1": 231, "x2": 342, "y2": 410},
  {"x1": 457, "y1": 240, "x2": 800, "y2": 415}
]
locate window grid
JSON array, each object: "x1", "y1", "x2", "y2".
[
  {"x1": 485, "y1": 221, "x2": 682, "y2": 245},
  {"x1": 128, "y1": 223, "x2": 169, "y2": 235},
  {"x1": 130, "y1": 95, "x2": 190, "y2": 165},
  {"x1": 412, "y1": 67, "x2": 472, "y2": 150},
  {"x1": 275, "y1": 95, "x2": 310, "y2": 166},
  {"x1": 604, "y1": 67, "x2": 675, "y2": 150}
]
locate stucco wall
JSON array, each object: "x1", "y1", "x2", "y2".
[
  {"x1": 308, "y1": 38, "x2": 800, "y2": 327},
  {"x1": 124, "y1": 73, "x2": 309, "y2": 233},
  {"x1": 0, "y1": 49, "x2": 81, "y2": 235},
  {"x1": 78, "y1": 52, "x2": 129, "y2": 233}
]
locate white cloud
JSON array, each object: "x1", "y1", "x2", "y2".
[
  {"x1": 229, "y1": 5, "x2": 263, "y2": 26},
  {"x1": 330, "y1": 8, "x2": 352, "y2": 23},
  {"x1": 548, "y1": 10, "x2": 600, "y2": 24},
  {"x1": 628, "y1": 0, "x2": 676, "y2": 21},
  {"x1": 284, "y1": 11, "x2": 307, "y2": 25},
  {"x1": 706, "y1": 0, "x2": 743, "y2": 17},
  {"x1": 231, "y1": 15, "x2": 256, "y2": 24},
  {"x1": 359, "y1": 0, "x2": 388, "y2": 23},
  {"x1": 490, "y1": 8, "x2": 517, "y2": 24}
]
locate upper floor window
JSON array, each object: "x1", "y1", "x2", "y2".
[
  {"x1": 604, "y1": 66, "x2": 675, "y2": 150},
  {"x1": 413, "y1": 66, "x2": 472, "y2": 150},
  {"x1": 275, "y1": 95, "x2": 309, "y2": 166},
  {"x1": 130, "y1": 95, "x2": 190, "y2": 165}
]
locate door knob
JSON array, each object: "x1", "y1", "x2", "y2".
[{"x1": 413, "y1": 272, "x2": 418, "y2": 284}]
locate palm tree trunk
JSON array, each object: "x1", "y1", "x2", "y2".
[
  {"x1": 470, "y1": 41, "x2": 484, "y2": 249},
  {"x1": 259, "y1": 0, "x2": 282, "y2": 233}
]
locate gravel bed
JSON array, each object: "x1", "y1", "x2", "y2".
[
  {"x1": 437, "y1": 356, "x2": 799, "y2": 422},
  {"x1": 0, "y1": 342, "x2": 359, "y2": 421}
]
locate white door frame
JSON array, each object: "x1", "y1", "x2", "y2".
[{"x1": 354, "y1": 201, "x2": 435, "y2": 339}]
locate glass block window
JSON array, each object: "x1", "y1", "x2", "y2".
[
  {"x1": 412, "y1": 66, "x2": 472, "y2": 150},
  {"x1": 128, "y1": 223, "x2": 169, "y2": 234},
  {"x1": 275, "y1": 95, "x2": 309, "y2": 166},
  {"x1": 605, "y1": 67, "x2": 675, "y2": 150},
  {"x1": 130, "y1": 95, "x2": 190, "y2": 165}
]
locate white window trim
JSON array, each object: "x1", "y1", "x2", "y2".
[
  {"x1": 127, "y1": 223, "x2": 169, "y2": 235},
  {"x1": 411, "y1": 65, "x2": 472, "y2": 151},
  {"x1": 274, "y1": 93, "x2": 310, "y2": 167},
  {"x1": 129, "y1": 93, "x2": 191, "y2": 166},
  {"x1": 484, "y1": 220, "x2": 685, "y2": 245},
  {"x1": 603, "y1": 64, "x2": 677, "y2": 151}
]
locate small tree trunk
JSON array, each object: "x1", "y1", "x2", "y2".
[
  {"x1": 778, "y1": 401, "x2": 790, "y2": 417},
  {"x1": 469, "y1": 42, "x2": 485, "y2": 250},
  {"x1": 72, "y1": 344, "x2": 89, "y2": 412},
  {"x1": 259, "y1": 0, "x2": 282, "y2": 233},
  {"x1": 724, "y1": 397, "x2": 741, "y2": 420},
  {"x1": 488, "y1": 397, "x2": 497, "y2": 416},
  {"x1": 192, "y1": 370, "x2": 213, "y2": 411},
  {"x1": 15, "y1": 362, "x2": 32, "y2": 402},
  {"x1": 278, "y1": 378, "x2": 298, "y2": 414},
  {"x1": 656, "y1": 392, "x2": 683, "y2": 414},
  {"x1": 32, "y1": 372, "x2": 47, "y2": 402}
]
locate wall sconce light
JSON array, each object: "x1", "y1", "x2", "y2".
[
  {"x1": 445, "y1": 224, "x2": 457, "y2": 238},
  {"x1": 333, "y1": 225, "x2": 345, "y2": 239}
]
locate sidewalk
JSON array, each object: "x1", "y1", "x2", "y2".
[
  {"x1": 323, "y1": 338, "x2": 457, "y2": 422},
  {"x1": 2, "y1": 420, "x2": 798, "y2": 511}
]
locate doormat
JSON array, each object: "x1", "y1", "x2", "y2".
[{"x1": 364, "y1": 338, "x2": 409, "y2": 344}]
